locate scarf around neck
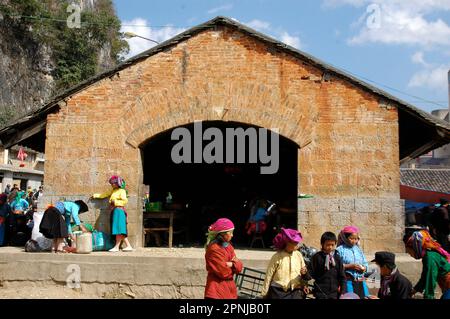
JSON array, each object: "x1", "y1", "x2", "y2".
[
  {"x1": 380, "y1": 267, "x2": 398, "y2": 298},
  {"x1": 324, "y1": 251, "x2": 336, "y2": 270}
]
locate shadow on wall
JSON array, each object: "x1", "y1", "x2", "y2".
[{"x1": 87, "y1": 198, "x2": 111, "y2": 234}]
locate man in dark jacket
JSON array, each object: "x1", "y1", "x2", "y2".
[
  {"x1": 372, "y1": 251, "x2": 413, "y2": 299},
  {"x1": 310, "y1": 232, "x2": 346, "y2": 299}
]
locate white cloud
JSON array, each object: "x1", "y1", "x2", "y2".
[
  {"x1": 241, "y1": 19, "x2": 302, "y2": 49},
  {"x1": 323, "y1": 0, "x2": 450, "y2": 48},
  {"x1": 348, "y1": 9, "x2": 450, "y2": 47},
  {"x1": 324, "y1": 0, "x2": 450, "y2": 11},
  {"x1": 409, "y1": 52, "x2": 448, "y2": 91},
  {"x1": 408, "y1": 65, "x2": 450, "y2": 91},
  {"x1": 411, "y1": 52, "x2": 429, "y2": 67},
  {"x1": 245, "y1": 19, "x2": 271, "y2": 31},
  {"x1": 207, "y1": 4, "x2": 233, "y2": 14},
  {"x1": 280, "y1": 32, "x2": 302, "y2": 49},
  {"x1": 323, "y1": 0, "x2": 450, "y2": 98},
  {"x1": 120, "y1": 18, "x2": 185, "y2": 59}
]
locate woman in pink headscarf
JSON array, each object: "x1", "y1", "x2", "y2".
[
  {"x1": 204, "y1": 218, "x2": 243, "y2": 299},
  {"x1": 261, "y1": 228, "x2": 310, "y2": 299},
  {"x1": 92, "y1": 175, "x2": 134, "y2": 252}
]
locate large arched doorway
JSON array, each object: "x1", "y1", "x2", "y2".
[{"x1": 140, "y1": 121, "x2": 299, "y2": 248}]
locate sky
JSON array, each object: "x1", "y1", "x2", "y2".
[{"x1": 113, "y1": 0, "x2": 450, "y2": 114}]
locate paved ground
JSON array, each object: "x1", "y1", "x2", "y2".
[{"x1": 0, "y1": 246, "x2": 275, "y2": 259}]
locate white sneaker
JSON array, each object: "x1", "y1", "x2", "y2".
[
  {"x1": 109, "y1": 247, "x2": 120, "y2": 252},
  {"x1": 122, "y1": 246, "x2": 134, "y2": 252}
]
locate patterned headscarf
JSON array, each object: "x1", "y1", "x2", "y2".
[
  {"x1": 337, "y1": 225, "x2": 360, "y2": 247},
  {"x1": 109, "y1": 175, "x2": 126, "y2": 189},
  {"x1": 205, "y1": 218, "x2": 235, "y2": 249},
  {"x1": 406, "y1": 230, "x2": 450, "y2": 263},
  {"x1": 272, "y1": 228, "x2": 303, "y2": 251}
]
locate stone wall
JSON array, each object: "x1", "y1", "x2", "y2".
[
  {"x1": 298, "y1": 198, "x2": 405, "y2": 253},
  {"x1": 42, "y1": 25, "x2": 402, "y2": 250}
]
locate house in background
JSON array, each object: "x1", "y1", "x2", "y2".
[
  {"x1": 402, "y1": 71, "x2": 450, "y2": 169},
  {"x1": 401, "y1": 109, "x2": 450, "y2": 168},
  {"x1": 400, "y1": 168, "x2": 450, "y2": 204},
  {"x1": 0, "y1": 145, "x2": 44, "y2": 191},
  {"x1": 400, "y1": 70, "x2": 450, "y2": 205}
]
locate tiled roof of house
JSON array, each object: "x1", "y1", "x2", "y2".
[{"x1": 400, "y1": 168, "x2": 450, "y2": 193}]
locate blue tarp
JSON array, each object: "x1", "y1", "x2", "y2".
[{"x1": 405, "y1": 200, "x2": 433, "y2": 211}]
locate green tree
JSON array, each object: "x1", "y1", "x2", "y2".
[{"x1": 0, "y1": 0, "x2": 129, "y2": 117}]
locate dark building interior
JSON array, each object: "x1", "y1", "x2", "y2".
[{"x1": 141, "y1": 121, "x2": 299, "y2": 248}]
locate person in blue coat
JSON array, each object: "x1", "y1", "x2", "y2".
[
  {"x1": 10, "y1": 191, "x2": 29, "y2": 214},
  {"x1": 54, "y1": 200, "x2": 89, "y2": 249}
]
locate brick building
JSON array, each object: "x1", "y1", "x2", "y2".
[{"x1": 1, "y1": 17, "x2": 449, "y2": 252}]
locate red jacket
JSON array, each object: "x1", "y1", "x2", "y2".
[{"x1": 204, "y1": 242, "x2": 243, "y2": 299}]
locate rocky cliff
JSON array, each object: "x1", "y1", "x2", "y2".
[{"x1": 0, "y1": 0, "x2": 128, "y2": 126}]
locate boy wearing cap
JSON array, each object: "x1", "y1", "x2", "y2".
[{"x1": 371, "y1": 251, "x2": 412, "y2": 299}]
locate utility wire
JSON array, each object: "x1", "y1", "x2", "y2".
[
  {"x1": 336, "y1": 66, "x2": 448, "y2": 109},
  {"x1": 1, "y1": 12, "x2": 192, "y2": 28}
]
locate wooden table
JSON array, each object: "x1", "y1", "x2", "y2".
[{"x1": 143, "y1": 210, "x2": 180, "y2": 248}]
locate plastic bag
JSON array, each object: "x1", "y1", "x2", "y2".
[{"x1": 24, "y1": 239, "x2": 41, "y2": 252}]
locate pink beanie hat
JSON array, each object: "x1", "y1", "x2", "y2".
[
  {"x1": 209, "y1": 218, "x2": 235, "y2": 232},
  {"x1": 342, "y1": 225, "x2": 359, "y2": 234}
]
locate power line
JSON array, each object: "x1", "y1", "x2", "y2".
[
  {"x1": 1, "y1": 12, "x2": 191, "y2": 29},
  {"x1": 406, "y1": 101, "x2": 448, "y2": 104},
  {"x1": 335, "y1": 66, "x2": 449, "y2": 109}
]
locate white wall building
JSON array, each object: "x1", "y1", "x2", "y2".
[{"x1": 0, "y1": 145, "x2": 44, "y2": 192}]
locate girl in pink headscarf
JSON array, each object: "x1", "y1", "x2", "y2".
[
  {"x1": 204, "y1": 218, "x2": 243, "y2": 299},
  {"x1": 261, "y1": 228, "x2": 310, "y2": 299},
  {"x1": 336, "y1": 225, "x2": 369, "y2": 299}
]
